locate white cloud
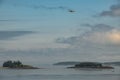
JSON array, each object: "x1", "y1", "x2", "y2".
[{"x1": 83, "y1": 29, "x2": 120, "y2": 44}]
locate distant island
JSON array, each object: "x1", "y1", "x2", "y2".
[
  {"x1": 67, "y1": 62, "x2": 114, "y2": 69},
  {"x1": 53, "y1": 61, "x2": 81, "y2": 65},
  {"x1": 54, "y1": 61, "x2": 120, "y2": 66},
  {"x1": 2, "y1": 60, "x2": 39, "y2": 69}
]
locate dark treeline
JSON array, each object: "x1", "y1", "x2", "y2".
[{"x1": 3, "y1": 60, "x2": 23, "y2": 68}]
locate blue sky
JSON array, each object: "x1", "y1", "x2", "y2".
[{"x1": 0, "y1": 0, "x2": 120, "y2": 64}]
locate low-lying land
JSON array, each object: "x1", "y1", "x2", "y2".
[
  {"x1": 67, "y1": 62, "x2": 114, "y2": 69},
  {"x1": 2, "y1": 60, "x2": 39, "y2": 69},
  {"x1": 54, "y1": 61, "x2": 120, "y2": 66}
]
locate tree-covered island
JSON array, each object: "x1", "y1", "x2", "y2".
[
  {"x1": 2, "y1": 60, "x2": 39, "y2": 69},
  {"x1": 68, "y1": 62, "x2": 114, "y2": 69}
]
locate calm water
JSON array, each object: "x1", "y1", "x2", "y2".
[{"x1": 0, "y1": 65, "x2": 120, "y2": 80}]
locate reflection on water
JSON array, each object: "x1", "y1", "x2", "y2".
[{"x1": 0, "y1": 66, "x2": 120, "y2": 80}]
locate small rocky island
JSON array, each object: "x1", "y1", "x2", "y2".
[
  {"x1": 2, "y1": 60, "x2": 39, "y2": 69},
  {"x1": 68, "y1": 62, "x2": 114, "y2": 69}
]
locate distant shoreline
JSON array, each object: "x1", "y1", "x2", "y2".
[
  {"x1": 67, "y1": 62, "x2": 114, "y2": 69},
  {"x1": 0, "y1": 66, "x2": 40, "y2": 69}
]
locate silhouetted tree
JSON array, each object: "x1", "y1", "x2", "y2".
[
  {"x1": 3, "y1": 60, "x2": 23, "y2": 68},
  {"x1": 75, "y1": 62, "x2": 103, "y2": 68},
  {"x1": 3, "y1": 60, "x2": 14, "y2": 68}
]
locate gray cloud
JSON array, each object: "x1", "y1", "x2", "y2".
[
  {"x1": 82, "y1": 24, "x2": 114, "y2": 32},
  {"x1": 12, "y1": 2, "x2": 75, "y2": 13},
  {"x1": 56, "y1": 24, "x2": 120, "y2": 45},
  {"x1": 100, "y1": 1, "x2": 120, "y2": 17},
  {"x1": 56, "y1": 37, "x2": 78, "y2": 45},
  {"x1": 0, "y1": 0, "x2": 75, "y2": 13},
  {"x1": 0, "y1": 31, "x2": 34, "y2": 40}
]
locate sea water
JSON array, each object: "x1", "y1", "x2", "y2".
[{"x1": 0, "y1": 65, "x2": 120, "y2": 80}]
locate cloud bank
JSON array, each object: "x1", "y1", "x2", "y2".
[
  {"x1": 11, "y1": 1, "x2": 75, "y2": 12},
  {"x1": 0, "y1": 0, "x2": 75, "y2": 12},
  {"x1": 0, "y1": 31, "x2": 34, "y2": 40},
  {"x1": 56, "y1": 24, "x2": 120, "y2": 46},
  {"x1": 100, "y1": 1, "x2": 120, "y2": 17}
]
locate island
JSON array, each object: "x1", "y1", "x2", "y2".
[
  {"x1": 54, "y1": 61, "x2": 120, "y2": 66},
  {"x1": 2, "y1": 60, "x2": 40, "y2": 69},
  {"x1": 67, "y1": 62, "x2": 114, "y2": 69},
  {"x1": 104, "y1": 62, "x2": 120, "y2": 66},
  {"x1": 53, "y1": 61, "x2": 81, "y2": 66}
]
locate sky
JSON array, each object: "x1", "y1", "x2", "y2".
[{"x1": 0, "y1": 0, "x2": 120, "y2": 64}]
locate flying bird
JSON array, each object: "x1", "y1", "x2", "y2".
[{"x1": 68, "y1": 9, "x2": 75, "y2": 13}]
